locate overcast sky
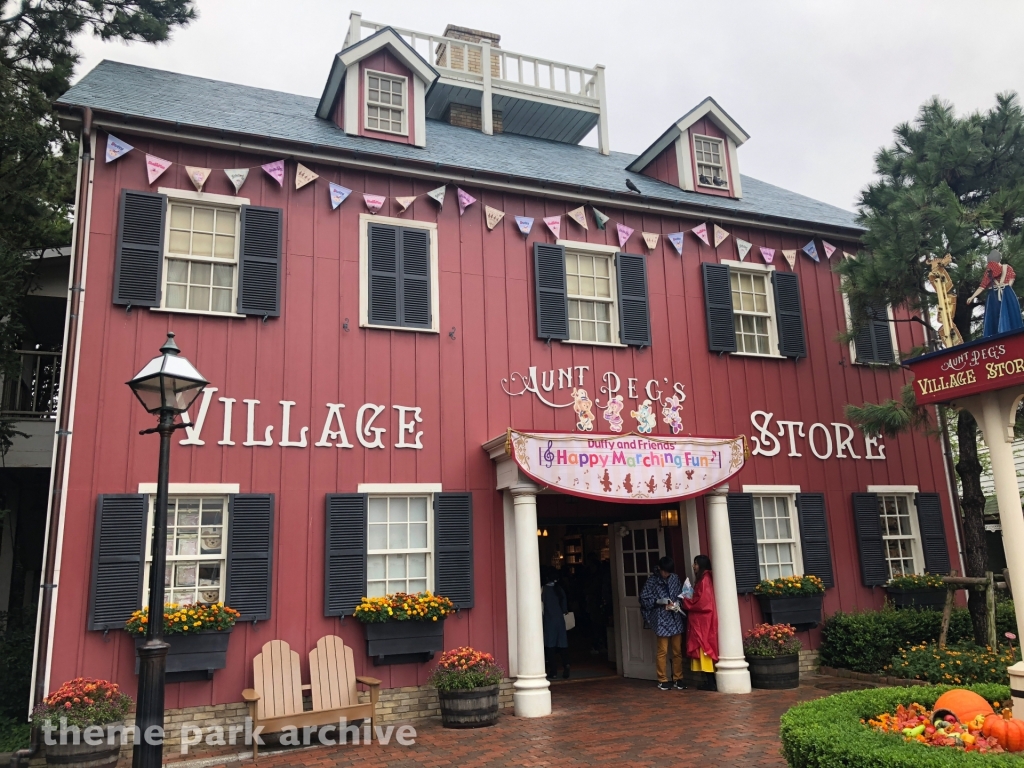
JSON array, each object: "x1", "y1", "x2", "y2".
[{"x1": 72, "y1": 0, "x2": 1024, "y2": 213}]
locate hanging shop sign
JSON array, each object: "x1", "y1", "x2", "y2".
[
  {"x1": 904, "y1": 329, "x2": 1024, "y2": 406},
  {"x1": 506, "y1": 430, "x2": 746, "y2": 503}
]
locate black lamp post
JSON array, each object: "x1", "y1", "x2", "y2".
[{"x1": 126, "y1": 333, "x2": 207, "y2": 768}]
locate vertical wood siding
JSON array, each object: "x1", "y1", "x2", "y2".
[{"x1": 50, "y1": 131, "x2": 955, "y2": 706}]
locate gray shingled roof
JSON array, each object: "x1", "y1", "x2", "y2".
[{"x1": 58, "y1": 60, "x2": 862, "y2": 233}]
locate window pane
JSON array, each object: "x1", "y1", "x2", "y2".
[
  {"x1": 166, "y1": 284, "x2": 187, "y2": 309},
  {"x1": 193, "y1": 208, "x2": 215, "y2": 232},
  {"x1": 215, "y1": 210, "x2": 236, "y2": 235},
  {"x1": 367, "y1": 555, "x2": 385, "y2": 580},
  {"x1": 368, "y1": 523, "x2": 387, "y2": 550},
  {"x1": 387, "y1": 554, "x2": 407, "y2": 579},
  {"x1": 191, "y1": 232, "x2": 214, "y2": 257},
  {"x1": 410, "y1": 498, "x2": 428, "y2": 522},
  {"x1": 213, "y1": 265, "x2": 233, "y2": 287},
  {"x1": 567, "y1": 274, "x2": 579, "y2": 294},
  {"x1": 211, "y1": 289, "x2": 231, "y2": 313},
  {"x1": 214, "y1": 234, "x2": 235, "y2": 259},
  {"x1": 369, "y1": 498, "x2": 388, "y2": 523},
  {"x1": 169, "y1": 230, "x2": 191, "y2": 255},
  {"x1": 596, "y1": 277, "x2": 611, "y2": 298},
  {"x1": 170, "y1": 205, "x2": 191, "y2": 229},
  {"x1": 390, "y1": 497, "x2": 408, "y2": 522},
  {"x1": 390, "y1": 522, "x2": 408, "y2": 549},
  {"x1": 189, "y1": 286, "x2": 210, "y2": 311},
  {"x1": 367, "y1": 580, "x2": 386, "y2": 598},
  {"x1": 410, "y1": 522, "x2": 427, "y2": 548},
  {"x1": 408, "y1": 553, "x2": 427, "y2": 578},
  {"x1": 597, "y1": 323, "x2": 611, "y2": 343}
]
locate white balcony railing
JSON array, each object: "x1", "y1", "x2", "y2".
[{"x1": 1, "y1": 350, "x2": 61, "y2": 418}]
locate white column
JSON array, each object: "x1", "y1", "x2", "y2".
[
  {"x1": 480, "y1": 42, "x2": 494, "y2": 136},
  {"x1": 705, "y1": 485, "x2": 751, "y2": 694},
  {"x1": 966, "y1": 389, "x2": 1024, "y2": 716},
  {"x1": 502, "y1": 490, "x2": 519, "y2": 678},
  {"x1": 510, "y1": 482, "x2": 551, "y2": 717},
  {"x1": 595, "y1": 64, "x2": 610, "y2": 156},
  {"x1": 345, "y1": 11, "x2": 362, "y2": 50}
]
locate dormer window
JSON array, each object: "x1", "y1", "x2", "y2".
[
  {"x1": 365, "y1": 70, "x2": 407, "y2": 135},
  {"x1": 694, "y1": 135, "x2": 727, "y2": 188}
]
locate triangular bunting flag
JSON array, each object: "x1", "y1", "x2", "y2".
[
  {"x1": 457, "y1": 188, "x2": 476, "y2": 216},
  {"x1": 735, "y1": 238, "x2": 752, "y2": 261},
  {"x1": 329, "y1": 183, "x2": 351, "y2": 210},
  {"x1": 759, "y1": 247, "x2": 776, "y2": 264},
  {"x1": 843, "y1": 251, "x2": 858, "y2": 260},
  {"x1": 543, "y1": 215, "x2": 561, "y2": 239},
  {"x1": 567, "y1": 206, "x2": 588, "y2": 230},
  {"x1": 515, "y1": 216, "x2": 534, "y2": 236},
  {"x1": 224, "y1": 168, "x2": 249, "y2": 193},
  {"x1": 692, "y1": 223, "x2": 710, "y2": 246},
  {"x1": 363, "y1": 193, "x2": 386, "y2": 214},
  {"x1": 105, "y1": 134, "x2": 133, "y2": 163},
  {"x1": 485, "y1": 205, "x2": 505, "y2": 231},
  {"x1": 295, "y1": 163, "x2": 319, "y2": 190},
  {"x1": 395, "y1": 196, "x2": 417, "y2": 213},
  {"x1": 802, "y1": 240, "x2": 820, "y2": 263},
  {"x1": 713, "y1": 224, "x2": 730, "y2": 248},
  {"x1": 262, "y1": 160, "x2": 285, "y2": 187},
  {"x1": 782, "y1": 249, "x2": 797, "y2": 268},
  {"x1": 427, "y1": 185, "x2": 446, "y2": 207},
  {"x1": 185, "y1": 166, "x2": 212, "y2": 193},
  {"x1": 145, "y1": 154, "x2": 171, "y2": 185},
  {"x1": 642, "y1": 232, "x2": 660, "y2": 250},
  {"x1": 667, "y1": 233, "x2": 685, "y2": 255},
  {"x1": 822, "y1": 240, "x2": 837, "y2": 260},
  {"x1": 617, "y1": 223, "x2": 634, "y2": 249},
  {"x1": 592, "y1": 207, "x2": 610, "y2": 230}
]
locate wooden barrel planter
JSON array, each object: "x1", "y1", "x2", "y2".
[
  {"x1": 438, "y1": 685, "x2": 500, "y2": 728},
  {"x1": 44, "y1": 724, "x2": 123, "y2": 768},
  {"x1": 886, "y1": 588, "x2": 947, "y2": 610},
  {"x1": 747, "y1": 654, "x2": 800, "y2": 689}
]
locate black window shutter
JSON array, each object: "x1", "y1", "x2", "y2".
[
  {"x1": 113, "y1": 190, "x2": 166, "y2": 308},
  {"x1": 796, "y1": 493, "x2": 834, "y2": 588},
  {"x1": 915, "y1": 493, "x2": 951, "y2": 575},
  {"x1": 400, "y1": 227, "x2": 431, "y2": 328},
  {"x1": 534, "y1": 243, "x2": 569, "y2": 341},
  {"x1": 701, "y1": 262, "x2": 736, "y2": 353},
  {"x1": 226, "y1": 494, "x2": 274, "y2": 621},
  {"x1": 325, "y1": 494, "x2": 367, "y2": 617},
  {"x1": 368, "y1": 223, "x2": 399, "y2": 325},
  {"x1": 727, "y1": 493, "x2": 761, "y2": 593},
  {"x1": 237, "y1": 205, "x2": 282, "y2": 318},
  {"x1": 854, "y1": 305, "x2": 895, "y2": 364},
  {"x1": 435, "y1": 492, "x2": 474, "y2": 609},
  {"x1": 773, "y1": 271, "x2": 807, "y2": 359},
  {"x1": 616, "y1": 252, "x2": 652, "y2": 347},
  {"x1": 88, "y1": 495, "x2": 146, "y2": 631},
  {"x1": 853, "y1": 493, "x2": 888, "y2": 586}
]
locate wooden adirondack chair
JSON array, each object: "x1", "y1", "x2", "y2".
[{"x1": 241, "y1": 637, "x2": 381, "y2": 759}]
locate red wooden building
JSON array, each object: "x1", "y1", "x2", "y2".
[{"x1": 34, "y1": 11, "x2": 958, "y2": 728}]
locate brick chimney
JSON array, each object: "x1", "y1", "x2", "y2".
[{"x1": 436, "y1": 24, "x2": 502, "y2": 78}]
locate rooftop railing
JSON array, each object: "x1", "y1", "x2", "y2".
[{"x1": 1, "y1": 350, "x2": 61, "y2": 418}]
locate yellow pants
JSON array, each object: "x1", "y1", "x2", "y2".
[
  {"x1": 691, "y1": 648, "x2": 715, "y2": 673},
  {"x1": 656, "y1": 634, "x2": 683, "y2": 682}
]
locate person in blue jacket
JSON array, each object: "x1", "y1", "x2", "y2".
[{"x1": 640, "y1": 556, "x2": 687, "y2": 690}]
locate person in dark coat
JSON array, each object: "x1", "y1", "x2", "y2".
[
  {"x1": 541, "y1": 566, "x2": 570, "y2": 680},
  {"x1": 639, "y1": 556, "x2": 687, "y2": 690}
]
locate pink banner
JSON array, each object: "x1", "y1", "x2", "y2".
[
  {"x1": 543, "y1": 215, "x2": 561, "y2": 239},
  {"x1": 759, "y1": 247, "x2": 776, "y2": 264},
  {"x1": 363, "y1": 193, "x2": 386, "y2": 214},
  {"x1": 691, "y1": 223, "x2": 710, "y2": 246},
  {"x1": 261, "y1": 160, "x2": 285, "y2": 187},
  {"x1": 617, "y1": 223, "x2": 634, "y2": 248},
  {"x1": 457, "y1": 188, "x2": 476, "y2": 216},
  {"x1": 145, "y1": 154, "x2": 171, "y2": 185},
  {"x1": 822, "y1": 240, "x2": 837, "y2": 260}
]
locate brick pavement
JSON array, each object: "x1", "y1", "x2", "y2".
[{"x1": 189, "y1": 675, "x2": 873, "y2": 768}]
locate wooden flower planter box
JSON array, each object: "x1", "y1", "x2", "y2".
[
  {"x1": 134, "y1": 630, "x2": 232, "y2": 682},
  {"x1": 438, "y1": 684, "x2": 500, "y2": 728},
  {"x1": 756, "y1": 594, "x2": 823, "y2": 630},
  {"x1": 746, "y1": 654, "x2": 800, "y2": 690},
  {"x1": 364, "y1": 619, "x2": 445, "y2": 665},
  {"x1": 886, "y1": 587, "x2": 947, "y2": 610}
]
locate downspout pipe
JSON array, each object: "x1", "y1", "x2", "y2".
[{"x1": 14, "y1": 106, "x2": 93, "y2": 768}]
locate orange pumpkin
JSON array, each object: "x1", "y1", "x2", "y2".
[
  {"x1": 983, "y1": 710, "x2": 1024, "y2": 752},
  {"x1": 933, "y1": 689, "x2": 995, "y2": 724}
]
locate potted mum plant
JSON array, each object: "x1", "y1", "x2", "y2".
[
  {"x1": 126, "y1": 602, "x2": 239, "y2": 680},
  {"x1": 354, "y1": 592, "x2": 456, "y2": 665},
  {"x1": 885, "y1": 573, "x2": 948, "y2": 610},
  {"x1": 744, "y1": 623, "x2": 802, "y2": 690},
  {"x1": 754, "y1": 574, "x2": 825, "y2": 629},
  {"x1": 34, "y1": 678, "x2": 132, "y2": 768},
  {"x1": 428, "y1": 647, "x2": 504, "y2": 728}
]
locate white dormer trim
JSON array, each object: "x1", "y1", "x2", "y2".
[
  {"x1": 675, "y1": 129, "x2": 694, "y2": 192},
  {"x1": 317, "y1": 26, "x2": 438, "y2": 134}
]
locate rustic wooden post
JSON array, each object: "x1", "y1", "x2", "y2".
[
  {"x1": 987, "y1": 571, "x2": 998, "y2": 648},
  {"x1": 939, "y1": 585, "x2": 956, "y2": 649}
]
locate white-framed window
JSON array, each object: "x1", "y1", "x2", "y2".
[
  {"x1": 366, "y1": 495, "x2": 432, "y2": 596},
  {"x1": 558, "y1": 240, "x2": 624, "y2": 347},
  {"x1": 727, "y1": 261, "x2": 780, "y2": 356},
  {"x1": 144, "y1": 495, "x2": 228, "y2": 606},
  {"x1": 364, "y1": 69, "x2": 407, "y2": 136},
  {"x1": 693, "y1": 134, "x2": 727, "y2": 188},
  {"x1": 159, "y1": 189, "x2": 244, "y2": 317},
  {"x1": 745, "y1": 486, "x2": 803, "y2": 580},
  {"x1": 359, "y1": 214, "x2": 440, "y2": 333},
  {"x1": 868, "y1": 485, "x2": 924, "y2": 578}
]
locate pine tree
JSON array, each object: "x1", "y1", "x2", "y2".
[{"x1": 837, "y1": 93, "x2": 1024, "y2": 645}]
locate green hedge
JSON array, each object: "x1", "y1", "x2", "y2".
[
  {"x1": 779, "y1": 684, "x2": 1022, "y2": 767},
  {"x1": 819, "y1": 603, "x2": 1017, "y2": 674}
]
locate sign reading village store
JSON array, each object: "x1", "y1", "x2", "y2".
[{"x1": 904, "y1": 330, "x2": 1024, "y2": 406}]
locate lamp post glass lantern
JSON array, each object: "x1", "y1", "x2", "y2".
[{"x1": 126, "y1": 333, "x2": 207, "y2": 768}]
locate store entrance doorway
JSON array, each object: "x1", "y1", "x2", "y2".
[{"x1": 612, "y1": 520, "x2": 665, "y2": 680}]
